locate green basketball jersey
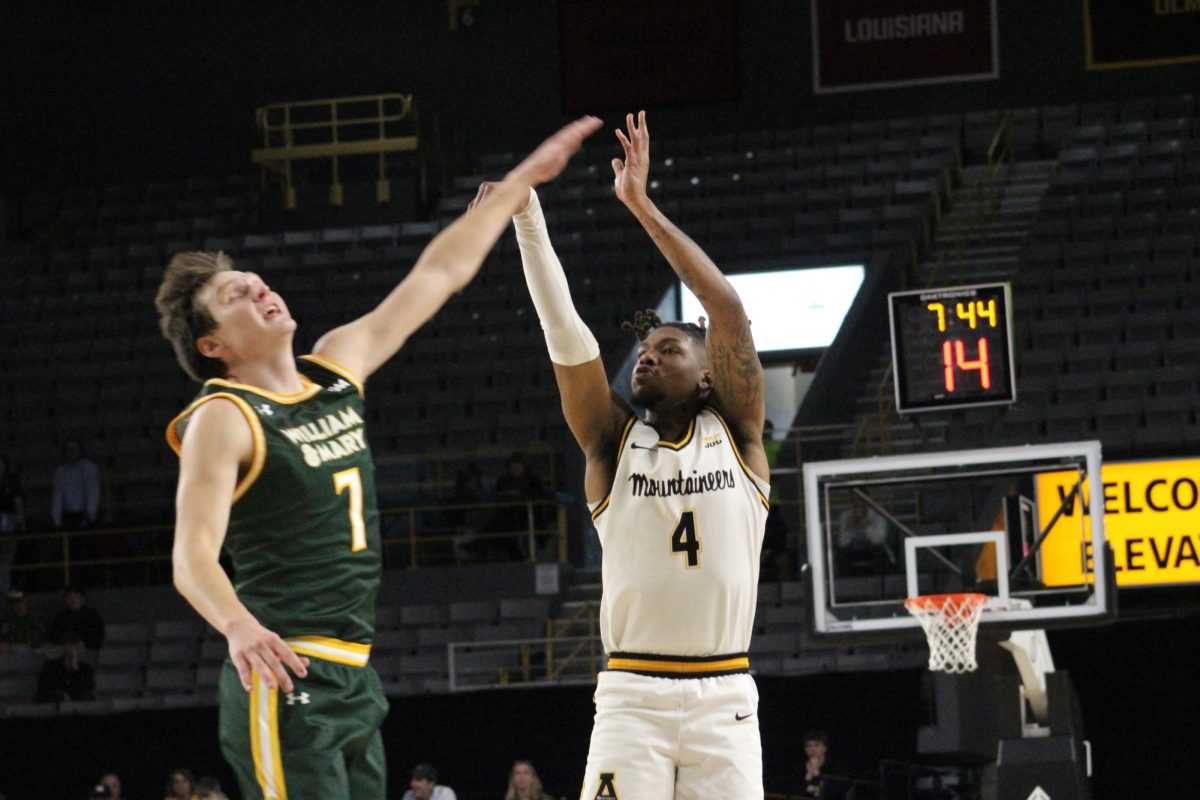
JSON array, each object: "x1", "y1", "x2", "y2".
[{"x1": 168, "y1": 354, "x2": 380, "y2": 644}]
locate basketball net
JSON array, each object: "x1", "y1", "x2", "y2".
[{"x1": 904, "y1": 593, "x2": 987, "y2": 674}]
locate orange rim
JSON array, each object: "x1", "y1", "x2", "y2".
[
  {"x1": 904, "y1": 592, "x2": 988, "y2": 611},
  {"x1": 905, "y1": 593, "x2": 988, "y2": 627}
]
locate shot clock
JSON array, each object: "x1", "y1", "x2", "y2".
[{"x1": 888, "y1": 282, "x2": 1016, "y2": 413}]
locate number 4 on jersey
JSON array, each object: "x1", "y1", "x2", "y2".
[{"x1": 670, "y1": 510, "x2": 701, "y2": 568}]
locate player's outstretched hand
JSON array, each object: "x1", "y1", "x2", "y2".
[
  {"x1": 226, "y1": 617, "x2": 310, "y2": 693},
  {"x1": 612, "y1": 110, "x2": 650, "y2": 207},
  {"x1": 507, "y1": 116, "x2": 602, "y2": 188},
  {"x1": 468, "y1": 181, "x2": 531, "y2": 217}
]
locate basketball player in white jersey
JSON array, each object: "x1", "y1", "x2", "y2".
[{"x1": 472, "y1": 111, "x2": 769, "y2": 799}]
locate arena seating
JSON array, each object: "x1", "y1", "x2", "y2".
[
  {"x1": 1, "y1": 117, "x2": 952, "y2": 529},
  {"x1": 826, "y1": 94, "x2": 1200, "y2": 461},
  {"x1": 0, "y1": 576, "x2": 931, "y2": 717},
  {"x1": 4, "y1": 94, "x2": 1198, "y2": 720}
]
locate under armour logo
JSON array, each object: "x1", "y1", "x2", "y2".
[
  {"x1": 285, "y1": 691, "x2": 310, "y2": 705},
  {"x1": 327, "y1": 379, "x2": 351, "y2": 393},
  {"x1": 592, "y1": 772, "x2": 619, "y2": 800},
  {"x1": 256, "y1": 404, "x2": 274, "y2": 416},
  {"x1": 1026, "y1": 788, "x2": 1050, "y2": 800}
]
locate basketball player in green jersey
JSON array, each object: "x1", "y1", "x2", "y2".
[{"x1": 155, "y1": 116, "x2": 600, "y2": 800}]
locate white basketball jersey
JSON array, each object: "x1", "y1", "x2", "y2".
[{"x1": 589, "y1": 408, "x2": 770, "y2": 657}]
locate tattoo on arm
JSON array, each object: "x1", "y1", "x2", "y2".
[
  {"x1": 710, "y1": 323, "x2": 764, "y2": 408},
  {"x1": 635, "y1": 202, "x2": 763, "y2": 410}
]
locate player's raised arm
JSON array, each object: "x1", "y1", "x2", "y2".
[
  {"x1": 613, "y1": 111, "x2": 767, "y2": 479},
  {"x1": 171, "y1": 400, "x2": 309, "y2": 693},
  {"x1": 469, "y1": 179, "x2": 633, "y2": 502},
  {"x1": 313, "y1": 116, "x2": 602, "y2": 380}
]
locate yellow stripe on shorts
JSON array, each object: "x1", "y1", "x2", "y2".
[
  {"x1": 250, "y1": 671, "x2": 288, "y2": 800},
  {"x1": 606, "y1": 652, "x2": 750, "y2": 677},
  {"x1": 285, "y1": 635, "x2": 371, "y2": 667}
]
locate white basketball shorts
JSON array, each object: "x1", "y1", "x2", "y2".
[{"x1": 579, "y1": 669, "x2": 763, "y2": 800}]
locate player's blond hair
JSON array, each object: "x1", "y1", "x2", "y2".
[{"x1": 155, "y1": 251, "x2": 233, "y2": 382}]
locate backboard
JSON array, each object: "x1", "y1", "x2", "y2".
[{"x1": 803, "y1": 441, "x2": 1111, "y2": 636}]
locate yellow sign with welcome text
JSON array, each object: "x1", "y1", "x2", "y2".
[{"x1": 1036, "y1": 459, "x2": 1200, "y2": 587}]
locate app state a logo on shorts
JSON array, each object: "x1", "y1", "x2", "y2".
[{"x1": 591, "y1": 771, "x2": 620, "y2": 800}]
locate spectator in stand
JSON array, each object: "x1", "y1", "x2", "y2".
[
  {"x1": 98, "y1": 773, "x2": 126, "y2": 800},
  {"x1": 800, "y1": 730, "x2": 828, "y2": 797},
  {"x1": 0, "y1": 589, "x2": 45, "y2": 650},
  {"x1": 836, "y1": 494, "x2": 895, "y2": 574},
  {"x1": 0, "y1": 455, "x2": 26, "y2": 593},
  {"x1": 760, "y1": 501, "x2": 793, "y2": 582},
  {"x1": 446, "y1": 464, "x2": 486, "y2": 527},
  {"x1": 164, "y1": 768, "x2": 199, "y2": 800},
  {"x1": 759, "y1": 420, "x2": 794, "y2": 582},
  {"x1": 51, "y1": 438, "x2": 103, "y2": 583},
  {"x1": 403, "y1": 763, "x2": 457, "y2": 800},
  {"x1": 48, "y1": 585, "x2": 106, "y2": 651},
  {"x1": 485, "y1": 452, "x2": 550, "y2": 561},
  {"x1": 761, "y1": 418, "x2": 782, "y2": 467},
  {"x1": 796, "y1": 730, "x2": 848, "y2": 799},
  {"x1": 51, "y1": 438, "x2": 102, "y2": 531},
  {"x1": 446, "y1": 463, "x2": 487, "y2": 563},
  {"x1": 195, "y1": 775, "x2": 229, "y2": 800},
  {"x1": 504, "y1": 759, "x2": 564, "y2": 800},
  {"x1": 36, "y1": 631, "x2": 95, "y2": 702}
]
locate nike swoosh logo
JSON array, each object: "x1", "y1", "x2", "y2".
[
  {"x1": 735, "y1": 712, "x2": 754, "y2": 721},
  {"x1": 630, "y1": 443, "x2": 655, "y2": 450}
]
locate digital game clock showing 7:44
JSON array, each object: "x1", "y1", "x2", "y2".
[{"x1": 888, "y1": 282, "x2": 1017, "y2": 414}]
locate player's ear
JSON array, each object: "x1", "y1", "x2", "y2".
[
  {"x1": 196, "y1": 335, "x2": 226, "y2": 360},
  {"x1": 697, "y1": 369, "x2": 713, "y2": 396}
]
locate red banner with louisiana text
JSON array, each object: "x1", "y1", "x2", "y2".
[{"x1": 812, "y1": 0, "x2": 998, "y2": 93}]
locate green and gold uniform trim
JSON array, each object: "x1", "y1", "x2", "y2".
[
  {"x1": 206, "y1": 377, "x2": 322, "y2": 405},
  {"x1": 244, "y1": 636, "x2": 372, "y2": 799},
  {"x1": 707, "y1": 407, "x2": 771, "y2": 511},
  {"x1": 298, "y1": 353, "x2": 365, "y2": 397},
  {"x1": 607, "y1": 651, "x2": 750, "y2": 678},
  {"x1": 285, "y1": 635, "x2": 371, "y2": 668},
  {"x1": 590, "y1": 415, "x2": 637, "y2": 522},
  {"x1": 166, "y1": 392, "x2": 268, "y2": 504},
  {"x1": 250, "y1": 670, "x2": 288, "y2": 800}
]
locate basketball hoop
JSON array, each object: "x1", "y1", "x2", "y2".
[{"x1": 904, "y1": 593, "x2": 988, "y2": 674}]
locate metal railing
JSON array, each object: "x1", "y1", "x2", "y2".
[
  {"x1": 987, "y1": 111, "x2": 1014, "y2": 181},
  {"x1": 251, "y1": 92, "x2": 421, "y2": 209},
  {"x1": 3, "y1": 524, "x2": 175, "y2": 588},
  {"x1": 5, "y1": 498, "x2": 567, "y2": 590},
  {"x1": 544, "y1": 599, "x2": 600, "y2": 683},
  {"x1": 549, "y1": 598, "x2": 596, "y2": 639},
  {"x1": 447, "y1": 634, "x2": 602, "y2": 692},
  {"x1": 852, "y1": 363, "x2": 899, "y2": 460},
  {"x1": 380, "y1": 498, "x2": 568, "y2": 568}
]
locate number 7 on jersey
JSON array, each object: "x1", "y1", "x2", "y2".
[{"x1": 333, "y1": 467, "x2": 367, "y2": 552}]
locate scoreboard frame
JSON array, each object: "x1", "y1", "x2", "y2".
[{"x1": 888, "y1": 282, "x2": 1017, "y2": 414}]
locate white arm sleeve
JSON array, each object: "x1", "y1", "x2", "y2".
[{"x1": 513, "y1": 189, "x2": 600, "y2": 366}]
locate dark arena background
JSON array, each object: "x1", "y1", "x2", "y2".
[{"x1": 3, "y1": 2, "x2": 1200, "y2": 798}]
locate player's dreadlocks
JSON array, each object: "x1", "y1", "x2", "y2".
[{"x1": 621, "y1": 308, "x2": 707, "y2": 344}]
